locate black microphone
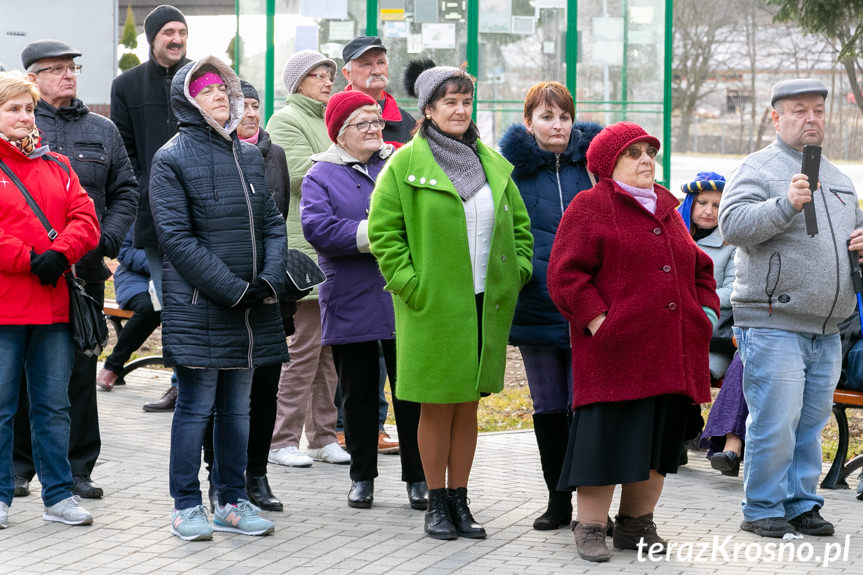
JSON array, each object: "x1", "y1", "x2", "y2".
[{"x1": 801, "y1": 145, "x2": 821, "y2": 237}]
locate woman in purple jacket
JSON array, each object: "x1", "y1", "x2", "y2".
[{"x1": 301, "y1": 90, "x2": 426, "y2": 511}]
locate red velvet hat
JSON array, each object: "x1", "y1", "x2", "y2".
[
  {"x1": 325, "y1": 90, "x2": 378, "y2": 143},
  {"x1": 586, "y1": 121, "x2": 661, "y2": 179}
]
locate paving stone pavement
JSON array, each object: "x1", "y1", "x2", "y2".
[{"x1": 1, "y1": 367, "x2": 862, "y2": 574}]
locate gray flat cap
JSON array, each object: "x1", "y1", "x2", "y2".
[
  {"x1": 21, "y1": 39, "x2": 81, "y2": 70},
  {"x1": 771, "y1": 79, "x2": 828, "y2": 108}
]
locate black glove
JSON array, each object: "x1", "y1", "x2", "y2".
[
  {"x1": 30, "y1": 249, "x2": 69, "y2": 287},
  {"x1": 238, "y1": 279, "x2": 273, "y2": 307},
  {"x1": 280, "y1": 300, "x2": 297, "y2": 336}
]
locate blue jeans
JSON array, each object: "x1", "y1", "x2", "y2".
[
  {"x1": 734, "y1": 327, "x2": 841, "y2": 521},
  {"x1": 0, "y1": 324, "x2": 75, "y2": 506},
  {"x1": 519, "y1": 344, "x2": 572, "y2": 414},
  {"x1": 169, "y1": 366, "x2": 254, "y2": 510}
]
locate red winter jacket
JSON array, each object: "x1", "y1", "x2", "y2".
[
  {"x1": 0, "y1": 138, "x2": 100, "y2": 325},
  {"x1": 547, "y1": 178, "x2": 719, "y2": 408}
]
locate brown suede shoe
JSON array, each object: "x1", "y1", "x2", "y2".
[
  {"x1": 96, "y1": 368, "x2": 119, "y2": 391},
  {"x1": 613, "y1": 513, "x2": 668, "y2": 553},
  {"x1": 572, "y1": 521, "x2": 611, "y2": 562},
  {"x1": 377, "y1": 430, "x2": 400, "y2": 454}
]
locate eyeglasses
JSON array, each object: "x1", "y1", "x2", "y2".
[
  {"x1": 307, "y1": 72, "x2": 334, "y2": 82},
  {"x1": 623, "y1": 145, "x2": 658, "y2": 160},
  {"x1": 34, "y1": 64, "x2": 82, "y2": 76},
  {"x1": 345, "y1": 119, "x2": 386, "y2": 132}
]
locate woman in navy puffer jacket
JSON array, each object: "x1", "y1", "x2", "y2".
[
  {"x1": 149, "y1": 56, "x2": 289, "y2": 540},
  {"x1": 499, "y1": 82, "x2": 600, "y2": 532}
]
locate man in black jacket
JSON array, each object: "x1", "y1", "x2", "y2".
[
  {"x1": 13, "y1": 39, "x2": 138, "y2": 499},
  {"x1": 111, "y1": 4, "x2": 190, "y2": 412}
]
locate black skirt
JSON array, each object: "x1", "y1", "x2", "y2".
[{"x1": 557, "y1": 394, "x2": 691, "y2": 489}]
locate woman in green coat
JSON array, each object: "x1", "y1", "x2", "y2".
[{"x1": 368, "y1": 60, "x2": 533, "y2": 541}]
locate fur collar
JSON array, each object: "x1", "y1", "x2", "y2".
[{"x1": 499, "y1": 121, "x2": 602, "y2": 180}]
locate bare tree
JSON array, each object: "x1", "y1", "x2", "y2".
[{"x1": 672, "y1": 0, "x2": 735, "y2": 152}]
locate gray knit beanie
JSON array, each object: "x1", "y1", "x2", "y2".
[
  {"x1": 282, "y1": 50, "x2": 337, "y2": 95},
  {"x1": 408, "y1": 64, "x2": 467, "y2": 113}
]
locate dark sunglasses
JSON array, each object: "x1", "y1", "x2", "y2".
[{"x1": 623, "y1": 146, "x2": 658, "y2": 160}]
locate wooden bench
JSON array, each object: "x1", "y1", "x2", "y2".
[
  {"x1": 103, "y1": 298, "x2": 165, "y2": 377},
  {"x1": 821, "y1": 388, "x2": 863, "y2": 489}
]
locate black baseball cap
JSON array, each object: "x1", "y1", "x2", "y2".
[{"x1": 342, "y1": 36, "x2": 387, "y2": 63}]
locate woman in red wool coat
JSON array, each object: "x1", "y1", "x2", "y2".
[{"x1": 547, "y1": 121, "x2": 718, "y2": 563}]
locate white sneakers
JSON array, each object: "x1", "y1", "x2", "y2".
[
  {"x1": 0, "y1": 501, "x2": 7, "y2": 528},
  {"x1": 268, "y1": 443, "x2": 351, "y2": 467},
  {"x1": 307, "y1": 442, "x2": 350, "y2": 465},
  {"x1": 268, "y1": 446, "x2": 313, "y2": 467},
  {"x1": 43, "y1": 496, "x2": 93, "y2": 525}
]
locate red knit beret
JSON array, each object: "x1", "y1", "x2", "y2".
[
  {"x1": 325, "y1": 90, "x2": 378, "y2": 143},
  {"x1": 586, "y1": 121, "x2": 661, "y2": 179}
]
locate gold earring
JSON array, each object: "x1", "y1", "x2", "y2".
[{"x1": 426, "y1": 114, "x2": 432, "y2": 120}]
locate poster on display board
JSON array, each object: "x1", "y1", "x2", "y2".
[
  {"x1": 300, "y1": 0, "x2": 347, "y2": 20},
  {"x1": 329, "y1": 20, "x2": 355, "y2": 41},
  {"x1": 421, "y1": 23, "x2": 456, "y2": 49},
  {"x1": 478, "y1": 0, "x2": 511, "y2": 33}
]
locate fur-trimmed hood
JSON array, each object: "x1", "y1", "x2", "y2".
[{"x1": 499, "y1": 121, "x2": 602, "y2": 180}]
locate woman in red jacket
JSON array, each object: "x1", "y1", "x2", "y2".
[
  {"x1": 547, "y1": 122, "x2": 718, "y2": 562},
  {"x1": 0, "y1": 73, "x2": 100, "y2": 529}
]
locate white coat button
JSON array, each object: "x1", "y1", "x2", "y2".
[
  {"x1": 430, "y1": 179, "x2": 437, "y2": 185},
  {"x1": 495, "y1": 304, "x2": 500, "y2": 310},
  {"x1": 668, "y1": 302, "x2": 677, "y2": 311},
  {"x1": 662, "y1": 265, "x2": 671, "y2": 273},
  {"x1": 504, "y1": 204, "x2": 509, "y2": 211},
  {"x1": 408, "y1": 175, "x2": 416, "y2": 182},
  {"x1": 501, "y1": 255, "x2": 506, "y2": 262},
  {"x1": 420, "y1": 177, "x2": 426, "y2": 184},
  {"x1": 653, "y1": 228, "x2": 661, "y2": 235}
]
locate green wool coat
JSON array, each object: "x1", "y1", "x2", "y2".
[
  {"x1": 368, "y1": 134, "x2": 533, "y2": 404},
  {"x1": 265, "y1": 93, "x2": 331, "y2": 299}
]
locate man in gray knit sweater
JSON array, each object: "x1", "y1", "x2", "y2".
[{"x1": 719, "y1": 79, "x2": 863, "y2": 538}]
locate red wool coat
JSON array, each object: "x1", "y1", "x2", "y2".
[{"x1": 547, "y1": 178, "x2": 719, "y2": 408}]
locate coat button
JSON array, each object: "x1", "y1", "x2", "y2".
[
  {"x1": 653, "y1": 228, "x2": 661, "y2": 235},
  {"x1": 662, "y1": 265, "x2": 671, "y2": 273},
  {"x1": 430, "y1": 179, "x2": 437, "y2": 185},
  {"x1": 495, "y1": 304, "x2": 500, "y2": 310},
  {"x1": 501, "y1": 254, "x2": 506, "y2": 262},
  {"x1": 504, "y1": 204, "x2": 509, "y2": 211},
  {"x1": 420, "y1": 177, "x2": 426, "y2": 184},
  {"x1": 667, "y1": 302, "x2": 677, "y2": 311},
  {"x1": 408, "y1": 175, "x2": 416, "y2": 182}
]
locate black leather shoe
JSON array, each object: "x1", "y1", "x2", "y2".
[
  {"x1": 72, "y1": 475, "x2": 103, "y2": 499},
  {"x1": 208, "y1": 481, "x2": 220, "y2": 513},
  {"x1": 533, "y1": 491, "x2": 572, "y2": 530},
  {"x1": 246, "y1": 475, "x2": 283, "y2": 512},
  {"x1": 348, "y1": 480, "x2": 374, "y2": 509},
  {"x1": 407, "y1": 481, "x2": 428, "y2": 510},
  {"x1": 448, "y1": 487, "x2": 486, "y2": 539},
  {"x1": 710, "y1": 450, "x2": 741, "y2": 477},
  {"x1": 143, "y1": 386, "x2": 177, "y2": 412},
  {"x1": 13, "y1": 475, "x2": 29, "y2": 497},
  {"x1": 425, "y1": 488, "x2": 457, "y2": 540}
]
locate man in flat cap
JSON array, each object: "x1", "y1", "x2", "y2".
[
  {"x1": 111, "y1": 4, "x2": 190, "y2": 412},
  {"x1": 341, "y1": 36, "x2": 415, "y2": 148},
  {"x1": 719, "y1": 79, "x2": 863, "y2": 538},
  {"x1": 12, "y1": 39, "x2": 138, "y2": 501}
]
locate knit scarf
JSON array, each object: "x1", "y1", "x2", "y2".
[
  {"x1": 0, "y1": 127, "x2": 40, "y2": 156},
  {"x1": 425, "y1": 122, "x2": 485, "y2": 201},
  {"x1": 615, "y1": 180, "x2": 657, "y2": 214}
]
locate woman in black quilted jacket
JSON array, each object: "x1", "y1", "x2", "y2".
[{"x1": 148, "y1": 56, "x2": 288, "y2": 541}]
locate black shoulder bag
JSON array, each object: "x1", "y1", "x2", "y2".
[{"x1": 0, "y1": 156, "x2": 108, "y2": 357}]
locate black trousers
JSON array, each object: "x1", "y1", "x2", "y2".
[
  {"x1": 103, "y1": 292, "x2": 162, "y2": 374},
  {"x1": 332, "y1": 339, "x2": 424, "y2": 483},
  {"x1": 204, "y1": 361, "x2": 281, "y2": 477},
  {"x1": 14, "y1": 281, "x2": 103, "y2": 480}
]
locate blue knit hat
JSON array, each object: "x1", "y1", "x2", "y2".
[{"x1": 677, "y1": 171, "x2": 725, "y2": 230}]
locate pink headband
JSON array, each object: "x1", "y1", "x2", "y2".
[{"x1": 189, "y1": 72, "x2": 224, "y2": 98}]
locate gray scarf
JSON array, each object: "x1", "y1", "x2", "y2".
[{"x1": 425, "y1": 122, "x2": 485, "y2": 201}]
